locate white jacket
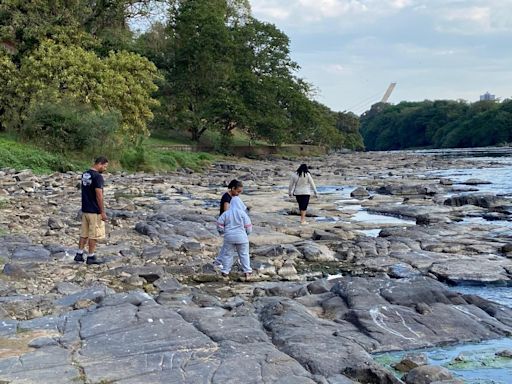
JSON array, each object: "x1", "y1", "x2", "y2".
[{"x1": 288, "y1": 173, "x2": 318, "y2": 196}]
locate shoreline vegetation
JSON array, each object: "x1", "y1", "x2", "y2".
[
  {"x1": 0, "y1": 131, "x2": 329, "y2": 174},
  {"x1": 0, "y1": 1, "x2": 364, "y2": 163}
]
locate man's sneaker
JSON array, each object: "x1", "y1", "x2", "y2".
[
  {"x1": 74, "y1": 253, "x2": 85, "y2": 263},
  {"x1": 86, "y1": 256, "x2": 104, "y2": 265}
]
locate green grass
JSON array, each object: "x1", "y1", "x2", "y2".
[
  {"x1": 148, "y1": 128, "x2": 268, "y2": 148},
  {"x1": 0, "y1": 131, "x2": 216, "y2": 174},
  {"x1": 120, "y1": 145, "x2": 215, "y2": 172},
  {"x1": 0, "y1": 132, "x2": 88, "y2": 173}
]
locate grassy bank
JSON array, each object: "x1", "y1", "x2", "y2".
[
  {"x1": 0, "y1": 133, "x2": 88, "y2": 173},
  {"x1": 0, "y1": 132, "x2": 216, "y2": 174}
]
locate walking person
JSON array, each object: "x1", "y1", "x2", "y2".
[
  {"x1": 216, "y1": 196, "x2": 253, "y2": 279},
  {"x1": 288, "y1": 163, "x2": 318, "y2": 225},
  {"x1": 213, "y1": 179, "x2": 244, "y2": 269},
  {"x1": 74, "y1": 156, "x2": 109, "y2": 265}
]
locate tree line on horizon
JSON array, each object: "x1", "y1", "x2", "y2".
[
  {"x1": 0, "y1": 0, "x2": 364, "y2": 158},
  {"x1": 360, "y1": 99, "x2": 512, "y2": 151}
]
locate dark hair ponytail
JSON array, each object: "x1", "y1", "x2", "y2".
[
  {"x1": 296, "y1": 164, "x2": 309, "y2": 177},
  {"x1": 228, "y1": 179, "x2": 243, "y2": 189}
]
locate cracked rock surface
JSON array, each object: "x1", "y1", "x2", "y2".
[{"x1": 1, "y1": 151, "x2": 511, "y2": 383}]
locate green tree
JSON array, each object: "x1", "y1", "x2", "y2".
[
  {"x1": 164, "y1": 0, "x2": 235, "y2": 141},
  {"x1": 0, "y1": 0, "x2": 158, "y2": 60},
  {"x1": 0, "y1": 52, "x2": 18, "y2": 131},
  {"x1": 360, "y1": 98, "x2": 512, "y2": 150},
  {"x1": 335, "y1": 111, "x2": 364, "y2": 150},
  {"x1": 6, "y1": 40, "x2": 159, "y2": 140}
]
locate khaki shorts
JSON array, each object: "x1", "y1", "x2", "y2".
[{"x1": 80, "y1": 213, "x2": 106, "y2": 240}]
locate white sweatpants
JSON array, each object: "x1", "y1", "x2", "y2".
[{"x1": 218, "y1": 242, "x2": 252, "y2": 274}]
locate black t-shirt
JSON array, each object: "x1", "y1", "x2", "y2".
[
  {"x1": 219, "y1": 192, "x2": 232, "y2": 215},
  {"x1": 81, "y1": 169, "x2": 104, "y2": 213}
]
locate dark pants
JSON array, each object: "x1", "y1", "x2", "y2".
[{"x1": 295, "y1": 195, "x2": 310, "y2": 211}]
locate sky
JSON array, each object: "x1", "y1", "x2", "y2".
[{"x1": 249, "y1": 0, "x2": 512, "y2": 114}]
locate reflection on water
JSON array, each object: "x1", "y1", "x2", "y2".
[
  {"x1": 429, "y1": 166, "x2": 512, "y2": 197},
  {"x1": 337, "y1": 203, "x2": 362, "y2": 211},
  {"x1": 460, "y1": 217, "x2": 512, "y2": 228},
  {"x1": 451, "y1": 285, "x2": 512, "y2": 308},
  {"x1": 356, "y1": 229, "x2": 381, "y2": 237},
  {"x1": 317, "y1": 185, "x2": 357, "y2": 199},
  {"x1": 375, "y1": 338, "x2": 512, "y2": 384},
  {"x1": 412, "y1": 146, "x2": 512, "y2": 158},
  {"x1": 352, "y1": 211, "x2": 416, "y2": 225}
]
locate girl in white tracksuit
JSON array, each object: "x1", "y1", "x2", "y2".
[{"x1": 216, "y1": 196, "x2": 253, "y2": 276}]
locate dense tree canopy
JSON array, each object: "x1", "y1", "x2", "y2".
[
  {"x1": 1, "y1": 0, "x2": 364, "y2": 153},
  {"x1": 136, "y1": 0, "x2": 363, "y2": 148},
  {"x1": 360, "y1": 100, "x2": 512, "y2": 150}
]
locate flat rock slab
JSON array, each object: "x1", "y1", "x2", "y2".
[
  {"x1": 429, "y1": 257, "x2": 512, "y2": 284},
  {"x1": 250, "y1": 232, "x2": 303, "y2": 246}
]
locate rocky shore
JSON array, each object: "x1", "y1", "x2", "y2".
[{"x1": 0, "y1": 151, "x2": 511, "y2": 383}]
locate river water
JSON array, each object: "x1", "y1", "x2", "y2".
[{"x1": 372, "y1": 147, "x2": 512, "y2": 383}]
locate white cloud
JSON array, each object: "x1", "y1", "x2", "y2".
[
  {"x1": 251, "y1": 0, "x2": 417, "y2": 25},
  {"x1": 324, "y1": 63, "x2": 349, "y2": 74},
  {"x1": 418, "y1": 1, "x2": 512, "y2": 34},
  {"x1": 250, "y1": 0, "x2": 512, "y2": 110},
  {"x1": 251, "y1": 3, "x2": 291, "y2": 20}
]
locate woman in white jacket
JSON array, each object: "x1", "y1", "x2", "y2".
[{"x1": 288, "y1": 163, "x2": 318, "y2": 224}]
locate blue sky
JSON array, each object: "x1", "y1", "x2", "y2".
[{"x1": 250, "y1": 0, "x2": 512, "y2": 114}]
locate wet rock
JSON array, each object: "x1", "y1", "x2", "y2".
[
  {"x1": 462, "y1": 178, "x2": 491, "y2": 185},
  {"x1": 376, "y1": 184, "x2": 438, "y2": 196},
  {"x1": 403, "y1": 365, "x2": 456, "y2": 384},
  {"x1": 350, "y1": 187, "x2": 369, "y2": 198},
  {"x1": 330, "y1": 276, "x2": 512, "y2": 351},
  {"x1": 443, "y1": 194, "x2": 498, "y2": 208},
  {"x1": 416, "y1": 214, "x2": 451, "y2": 225},
  {"x1": 258, "y1": 297, "x2": 400, "y2": 383},
  {"x1": 496, "y1": 349, "x2": 512, "y2": 358},
  {"x1": 392, "y1": 353, "x2": 428, "y2": 372}
]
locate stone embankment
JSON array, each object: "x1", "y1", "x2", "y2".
[{"x1": 0, "y1": 151, "x2": 511, "y2": 383}]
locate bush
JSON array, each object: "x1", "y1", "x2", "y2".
[
  {"x1": 120, "y1": 145, "x2": 159, "y2": 172},
  {"x1": 120, "y1": 145, "x2": 213, "y2": 172},
  {"x1": 21, "y1": 100, "x2": 121, "y2": 157}
]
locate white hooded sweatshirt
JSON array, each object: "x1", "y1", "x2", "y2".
[{"x1": 216, "y1": 196, "x2": 252, "y2": 243}]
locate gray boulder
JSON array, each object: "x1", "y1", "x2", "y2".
[
  {"x1": 443, "y1": 194, "x2": 498, "y2": 208},
  {"x1": 403, "y1": 365, "x2": 456, "y2": 384}
]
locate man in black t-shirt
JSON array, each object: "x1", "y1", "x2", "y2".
[{"x1": 75, "y1": 156, "x2": 109, "y2": 265}]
